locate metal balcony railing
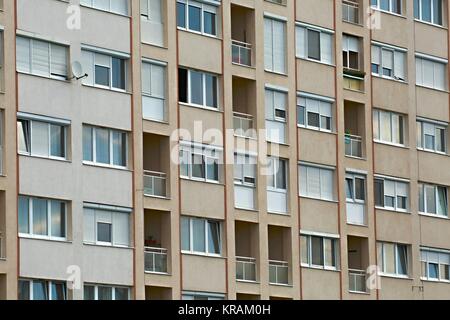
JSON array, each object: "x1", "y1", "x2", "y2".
[
  {"x1": 349, "y1": 269, "x2": 367, "y2": 293},
  {"x1": 143, "y1": 171, "x2": 167, "y2": 198},
  {"x1": 144, "y1": 247, "x2": 168, "y2": 274},
  {"x1": 233, "y1": 112, "x2": 255, "y2": 138},
  {"x1": 236, "y1": 256, "x2": 257, "y2": 282},
  {"x1": 269, "y1": 260, "x2": 289, "y2": 285},
  {"x1": 342, "y1": 0, "x2": 360, "y2": 24},
  {"x1": 232, "y1": 40, "x2": 252, "y2": 67},
  {"x1": 345, "y1": 134, "x2": 363, "y2": 158}
]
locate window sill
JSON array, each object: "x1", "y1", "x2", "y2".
[
  {"x1": 301, "y1": 265, "x2": 340, "y2": 273},
  {"x1": 420, "y1": 277, "x2": 450, "y2": 284},
  {"x1": 296, "y1": 57, "x2": 335, "y2": 68},
  {"x1": 231, "y1": 62, "x2": 256, "y2": 70},
  {"x1": 297, "y1": 125, "x2": 336, "y2": 135},
  {"x1": 79, "y1": 4, "x2": 130, "y2": 19},
  {"x1": 264, "y1": 69, "x2": 288, "y2": 77},
  {"x1": 268, "y1": 283, "x2": 292, "y2": 288},
  {"x1": 179, "y1": 102, "x2": 221, "y2": 113},
  {"x1": 19, "y1": 234, "x2": 72, "y2": 244},
  {"x1": 19, "y1": 153, "x2": 71, "y2": 164},
  {"x1": 143, "y1": 117, "x2": 169, "y2": 125},
  {"x1": 371, "y1": 74, "x2": 408, "y2": 85},
  {"x1": 374, "y1": 140, "x2": 408, "y2": 150},
  {"x1": 180, "y1": 176, "x2": 223, "y2": 186},
  {"x1": 417, "y1": 148, "x2": 448, "y2": 157},
  {"x1": 181, "y1": 251, "x2": 225, "y2": 259},
  {"x1": 234, "y1": 206, "x2": 259, "y2": 213},
  {"x1": 371, "y1": 8, "x2": 406, "y2": 19},
  {"x1": 83, "y1": 242, "x2": 133, "y2": 250},
  {"x1": 379, "y1": 274, "x2": 413, "y2": 281},
  {"x1": 418, "y1": 212, "x2": 449, "y2": 220},
  {"x1": 236, "y1": 279, "x2": 260, "y2": 285},
  {"x1": 299, "y1": 196, "x2": 338, "y2": 204},
  {"x1": 144, "y1": 194, "x2": 171, "y2": 201},
  {"x1": 267, "y1": 211, "x2": 290, "y2": 217},
  {"x1": 144, "y1": 271, "x2": 171, "y2": 276},
  {"x1": 177, "y1": 27, "x2": 221, "y2": 40},
  {"x1": 375, "y1": 206, "x2": 411, "y2": 214},
  {"x1": 82, "y1": 161, "x2": 131, "y2": 173},
  {"x1": 17, "y1": 71, "x2": 70, "y2": 83},
  {"x1": 415, "y1": 84, "x2": 449, "y2": 94},
  {"x1": 346, "y1": 222, "x2": 368, "y2": 228},
  {"x1": 266, "y1": 140, "x2": 290, "y2": 147},
  {"x1": 345, "y1": 155, "x2": 367, "y2": 161},
  {"x1": 414, "y1": 19, "x2": 448, "y2": 30},
  {"x1": 81, "y1": 84, "x2": 131, "y2": 95},
  {"x1": 140, "y1": 40, "x2": 167, "y2": 50}
]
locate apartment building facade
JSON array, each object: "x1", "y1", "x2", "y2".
[{"x1": 0, "y1": 0, "x2": 449, "y2": 300}]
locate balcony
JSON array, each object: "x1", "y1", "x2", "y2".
[
  {"x1": 269, "y1": 260, "x2": 289, "y2": 285},
  {"x1": 342, "y1": 0, "x2": 360, "y2": 24},
  {"x1": 236, "y1": 256, "x2": 257, "y2": 282},
  {"x1": 343, "y1": 73, "x2": 365, "y2": 92},
  {"x1": 233, "y1": 112, "x2": 255, "y2": 139},
  {"x1": 345, "y1": 134, "x2": 362, "y2": 158},
  {"x1": 348, "y1": 269, "x2": 367, "y2": 293},
  {"x1": 144, "y1": 171, "x2": 167, "y2": 198},
  {"x1": 232, "y1": 40, "x2": 252, "y2": 67},
  {"x1": 144, "y1": 247, "x2": 168, "y2": 274}
]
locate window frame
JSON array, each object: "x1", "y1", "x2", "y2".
[
  {"x1": 374, "y1": 177, "x2": 409, "y2": 212},
  {"x1": 176, "y1": 0, "x2": 219, "y2": 37},
  {"x1": 378, "y1": 242, "x2": 409, "y2": 277},
  {"x1": 299, "y1": 163, "x2": 335, "y2": 201},
  {"x1": 300, "y1": 234, "x2": 339, "y2": 271},
  {"x1": 83, "y1": 283, "x2": 131, "y2": 300},
  {"x1": 371, "y1": 0, "x2": 402, "y2": 15},
  {"x1": 179, "y1": 68, "x2": 219, "y2": 110},
  {"x1": 295, "y1": 24, "x2": 334, "y2": 65},
  {"x1": 297, "y1": 94, "x2": 333, "y2": 133},
  {"x1": 179, "y1": 143, "x2": 221, "y2": 184},
  {"x1": 234, "y1": 153, "x2": 257, "y2": 188},
  {"x1": 415, "y1": 55, "x2": 447, "y2": 91},
  {"x1": 181, "y1": 216, "x2": 222, "y2": 257},
  {"x1": 80, "y1": 0, "x2": 129, "y2": 16},
  {"x1": 373, "y1": 109, "x2": 405, "y2": 146},
  {"x1": 264, "y1": 16, "x2": 287, "y2": 74},
  {"x1": 19, "y1": 279, "x2": 67, "y2": 301},
  {"x1": 420, "y1": 248, "x2": 450, "y2": 283},
  {"x1": 414, "y1": 0, "x2": 443, "y2": 26},
  {"x1": 267, "y1": 157, "x2": 288, "y2": 193},
  {"x1": 342, "y1": 34, "x2": 361, "y2": 71},
  {"x1": 417, "y1": 119, "x2": 447, "y2": 154},
  {"x1": 418, "y1": 183, "x2": 448, "y2": 217},
  {"x1": 345, "y1": 174, "x2": 366, "y2": 204},
  {"x1": 371, "y1": 43, "x2": 407, "y2": 82}
]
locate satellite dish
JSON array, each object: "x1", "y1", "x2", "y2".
[{"x1": 70, "y1": 61, "x2": 87, "y2": 80}]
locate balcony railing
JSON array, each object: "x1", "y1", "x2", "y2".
[
  {"x1": 233, "y1": 112, "x2": 255, "y2": 139},
  {"x1": 342, "y1": 0, "x2": 359, "y2": 24},
  {"x1": 143, "y1": 171, "x2": 167, "y2": 198},
  {"x1": 343, "y1": 73, "x2": 365, "y2": 92},
  {"x1": 144, "y1": 247, "x2": 168, "y2": 274},
  {"x1": 349, "y1": 269, "x2": 367, "y2": 293},
  {"x1": 232, "y1": 40, "x2": 252, "y2": 67},
  {"x1": 236, "y1": 256, "x2": 257, "y2": 282},
  {"x1": 345, "y1": 134, "x2": 363, "y2": 158},
  {"x1": 269, "y1": 260, "x2": 289, "y2": 285}
]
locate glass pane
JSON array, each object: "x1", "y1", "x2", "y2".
[
  {"x1": 419, "y1": 184, "x2": 425, "y2": 212},
  {"x1": 422, "y1": 0, "x2": 432, "y2": 22},
  {"x1": 18, "y1": 280, "x2": 30, "y2": 300},
  {"x1": 276, "y1": 159, "x2": 287, "y2": 190},
  {"x1": 95, "y1": 128, "x2": 110, "y2": 164},
  {"x1": 192, "y1": 218, "x2": 206, "y2": 253},
  {"x1": 205, "y1": 74, "x2": 218, "y2": 108},
  {"x1": 98, "y1": 286, "x2": 113, "y2": 300},
  {"x1": 31, "y1": 121, "x2": 49, "y2": 157},
  {"x1": 307, "y1": 112, "x2": 320, "y2": 128},
  {"x1": 97, "y1": 222, "x2": 112, "y2": 243},
  {"x1": 374, "y1": 179, "x2": 384, "y2": 207},
  {"x1": 311, "y1": 236, "x2": 324, "y2": 266},
  {"x1": 384, "y1": 243, "x2": 395, "y2": 274},
  {"x1": 114, "y1": 288, "x2": 129, "y2": 300},
  {"x1": 297, "y1": 106, "x2": 305, "y2": 126},
  {"x1": 204, "y1": 11, "x2": 216, "y2": 35},
  {"x1": 300, "y1": 236, "x2": 309, "y2": 264},
  {"x1": 181, "y1": 217, "x2": 190, "y2": 251},
  {"x1": 396, "y1": 245, "x2": 408, "y2": 275},
  {"x1": 112, "y1": 131, "x2": 127, "y2": 167},
  {"x1": 425, "y1": 185, "x2": 436, "y2": 213},
  {"x1": 345, "y1": 178, "x2": 354, "y2": 200},
  {"x1": 84, "y1": 286, "x2": 95, "y2": 300},
  {"x1": 207, "y1": 221, "x2": 221, "y2": 254},
  {"x1": 83, "y1": 126, "x2": 93, "y2": 161},
  {"x1": 51, "y1": 201, "x2": 66, "y2": 238},
  {"x1": 191, "y1": 154, "x2": 205, "y2": 179},
  {"x1": 18, "y1": 196, "x2": 30, "y2": 234},
  {"x1": 95, "y1": 65, "x2": 110, "y2": 87},
  {"x1": 188, "y1": 5, "x2": 201, "y2": 32},
  {"x1": 18, "y1": 120, "x2": 30, "y2": 153},
  {"x1": 32, "y1": 198, "x2": 48, "y2": 236},
  {"x1": 206, "y1": 157, "x2": 219, "y2": 181},
  {"x1": 50, "y1": 125, "x2": 65, "y2": 158},
  {"x1": 355, "y1": 178, "x2": 365, "y2": 201},
  {"x1": 432, "y1": 0, "x2": 442, "y2": 25},
  {"x1": 112, "y1": 58, "x2": 125, "y2": 90},
  {"x1": 176, "y1": 2, "x2": 186, "y2": 28},
  {"x1": 33, "y1": 281, "x2": 48, "y2": 300},
  {"x1": 189, "y1": 70, "x2": 203, "y2": 105},
  {"x1": 428, "y1": 263, "x2": 439, "y2": 279},
  {"x1": 324, "y1": 238, "x2": 336, "y2": 267},
  {"x1": 51, "y1": 282, "x2": 66, "y2": 300},
  {"x1": 307, "y1": 29, "x2": 320, "y2": 60},
  {"x1": 437, "y1": 186, "x2": 448, "y2": 216}
]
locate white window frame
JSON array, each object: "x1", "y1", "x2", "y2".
[
  {"x1": 419, "y1": 183, "x2": 448, "y2": 217},
  {"x1": 373, "y1": 109, "x2": 405, "y2": 146},
  {"x1": 371, "y1": 0, "x2": 402, "y2": 15},
  {"x1": 19, "y1": 279, "x2": 67, "y2": 301},
  {"x1": 295, "y1": 23, "x2": 334, "y2": 65},
  {"x1": 267, "y1": 157, "x2": 287, "y2": 193},
  {"x1": 417, "y1": 119, "x2": 447, "y2": 154},
  {"x1": 299, "y1": 163, "x2": 335, "y2": 201},
  {"x1": 176, "y1": 0, "x2": 219, "y2": 37},
  {"x1": 297, "y1": 93, "x2": 333, "y2": 133},
  {"x1": 182, "y1": 291, "x2": 225, "y2": 300},
  {"x1": 80, "y1": 0, "x2": 129, "y2": 16},
  {"x1": 18, "y1": 196, "x2": 67, "y2": 241},
  {"x1": 345, "y1": 174, "x2": 366, "y2": 204},
  {"x1": 180, "y1": 68, "x2": 219, "y2": 110},
  {"x1": 415, "y1": 54, "x2": 447, "y2": 91},
  {"x1": 300, "y1": 234, "x2": 339, "y2": 271},
  {"x1": 234, "y1": 153, "x2": 256, "y2": 188},
  {"x1": 414, "y1": 0, "x2": 443, "y2": 26},
  {"x1": 374, "y1": 176, "x2": 409, "y2": 212},
  {"x1": 264, "y1": 16, "x2": 287, "y2": 74},
  {"x1": 378, "y1": 242, "x2": 409, "y2": 277},
  {"x1": 179, "y1": 142, "x2": 221, "y2": 183},
  {"x1": 83, "y1": 284, "x2": 131, "y2": 300},
  {"x1": 420, "y1": 248, "x2": 450, "y2": 282},
  {"x1": 342, "y1": 34, "x2": 360, "y2": 71},
  {"x1": 141, "y1": 59, "x2": 167, "y2": 122},
  {"x1": 181, "y1": 216, "x2": 222, "y2": 257},
  {"x1": 83, "y1": 125, "x2": 128, "y2": 169},
  {"x1": 371, "y1": 43, "x2": 407, "y2": 81}
]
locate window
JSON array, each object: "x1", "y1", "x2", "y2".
[
  {"x1": 181, "y1": 216, "x2": 222, "y2": 256},
  {"x1": 83, "y1": 204, "x2": 131, "y2": 247},
  {"x1": 81, "y1": 50, "x2": 128, "y2": 91},
  {"x1": 373, "y1": 109, "x2": 405, "y2": 145},
  {"x1": 182, "y1": 291, "x2": 225, "y2": 300},
  {"x1": 264, "y1": 17, "x2": 286, "y2": 74},
  {"x1": 265, "y1": 88, "x2": 287, "y2": 144},
  {"x1": 296, "y1": 24, "x2": 333, "y2": 64},
  {"x1": 19, "y1": 279, "x2": 67, "y2": 300},
  {"x1": 179, "y1": 142, "x2": 221, "y2": 183},
  {"x1": 84, "y1": 284, "x2": 130, "y2": 300},
  {"x1": 414, "y1": 0, "x2": 443, "y2": 26},
  {"x1": 142, "y1": 60, "x2": 166, "y2": 121},
  {"x1": 417, "y1": 119, "x2": 447, "y2": 154},
  {"x1": 178, "y1": 68, "x2": 218, "y2": 109},
  {"x1": 297, "y1": 94, "x2": 333, "y2": 132},
  {"x1": 83, "y1": 125, "x2": 128, "y2": 168},
  {"x1": 346, "y1": 174, "x2": 366, "y2": 203},
  {"x1": 140, "y1": 0, "x2": 164, "y2": 46},
  {"x1": 342, "y1": 35, "x2": 360, "y2": 70},
  {"x1": 418, "y1": 183, "x2": 448, "y2": 217},
  {"x1": 378, "y1": 242, "x2": 409, "y2": 276},
  {"x1": 371, "y1": 43, "x2": 406, "y2": 81},
  {"x1": 371, "y1": 0, "x2": 402, "y2": 14},
  {"x1": 267, "y1": 157, "x2": 287, "y2": 192},
  {"x1": 16, "y1": 36, "x2": 68, "y2": 80},
  {"x1": 80, "y1": 0, "x2": 128, "y2": 15},
  {"x1": 234, "y1": 154, "x2": 256, "y2": 187},
  {"x1": 176, "y1": 0, "x2": 218, "y2": 36},
  {"x1": 374, "y1": 177, "x2": 409, "y2": 211},
  {"x1": 18, "y1": 196, "x2": 67, "y2": 240},
  {"x1": 17, "y1": 114, "x2": 68, "y2": 160},
  {"x1": 421, "y1": 248, "x2": 450, "y2": 282},
  {"x1": 301, "y1": 234, "x2": 339, "y2": 270},
  {"x1": 299, "y1": 164, "x2": 334, "y2": 201},
  {"x1": 416, "y1": 55, "x2": 446, "y2": 91}
]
